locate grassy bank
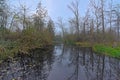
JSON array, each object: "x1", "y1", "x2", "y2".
[
  {"x1": 0, "y1": 41, "x2": 35, "y2": 62},
  {"x1": 93, "y1": 44, "x2": 120, "y2": 58},
  {"x1": 0, "y1": 41, "x2": 18, "y2": 61},
  {"x1": 0, "y1": 40, "x2": 53, "y2": 62},
  {"x1": 76, "y1": 42, "x2": 120, "y2": 59},
  {"x1": 0, "y1": 28, "x2": 54, "y2": 62}
]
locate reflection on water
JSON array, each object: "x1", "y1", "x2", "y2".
[{"x1": 0, "y1": 45, "x2": 120, "y2": 80}]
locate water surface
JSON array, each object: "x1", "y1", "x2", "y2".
[{"x1": 0, "y1": 45, "x2": 120, "y2": 80}]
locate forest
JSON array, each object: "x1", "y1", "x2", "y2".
[
  {"x1": 1, "y1": 0, "x2": 120, "y2": 80},
  {"x1": 0, "y1": 0, "x2": 120, "y2": 61}
]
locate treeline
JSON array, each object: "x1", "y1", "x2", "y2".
[
  {"x1": 57, "y1": 0, "x2": 120, "y2": 46},
  {"x1": 0, "y1": 0, "x2": 55, "y2": 59},
  {"x1": 0, "y1": 0, "x2": 55, "y2": 45}
]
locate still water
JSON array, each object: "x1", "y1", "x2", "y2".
[{"x1": 0, "y1": 45, "x2": 120, "y2": 80}]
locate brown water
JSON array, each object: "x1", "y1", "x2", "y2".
[{"x1": 0, "y1": 45, "x2": 120, "y2": 80}]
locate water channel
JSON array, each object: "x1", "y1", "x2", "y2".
[{"x1": 0, "y1": 45, "x2": 120, "y2": 80}]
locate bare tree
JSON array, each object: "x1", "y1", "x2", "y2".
[
  {"x1": 90, "y1": 19, "x2": 94, "y2": 43},
  {"x1": 100, "y1": 0, "x2": 105, "y2": 35},
  {"x1": 83, "y1": 9, "x2": 90, "y2": 39},
  {"x1": 108, "y1": 0, "x2": 113, "y2": 33},
  {"x1": 68, "y1": 0, "x2": 80, "y2": 41},
  {"x1": 0, "y1": 0, "x2": 8, "y2": 39},
  {"x1": 112, "y1": 4, "x2": 120, "y2": 42},
  {"x1": 19, "y1": 4, "x2": 30, "y2": 30},
  {"x1": 33, "y1": 2, "x2": 47, "y2": 31},
  {"x1": 57, "y1": 18, "x2": 66, "y2": 39},
  {"x1": 47, "y1": 18, "x2": 55, "y2": 39},
  {"x1": 90, "y1": 0, "x2": 101, "y2": 34},
  {"x1": 90, "y1": 0, "x2": 106, "y2": 42}
]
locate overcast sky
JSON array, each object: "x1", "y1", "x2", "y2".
[{"x1": 9, "y1": 0, "x2": 120, "y2": 21}]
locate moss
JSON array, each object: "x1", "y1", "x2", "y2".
[{"x1": 93, "y1": 44, "x2": 120, "y2": 59}]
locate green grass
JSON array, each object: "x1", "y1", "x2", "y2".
[
  {"x1": 93, "y1": 44, "x2": 120, "y2": 59},
  {"x1": 76, "y1": 42, "x2": 120, "y2": 59}
]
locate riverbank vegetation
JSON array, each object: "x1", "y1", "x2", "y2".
[
  {"x1": 56, "y1": 0, "x2": 120, "y2": 58},
  {"x1": 0, "y1": 0, "x2": 55, "y2": 61},
  {"x1": 93, "y1": 44, "x2": 120, "y2": 58}
]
